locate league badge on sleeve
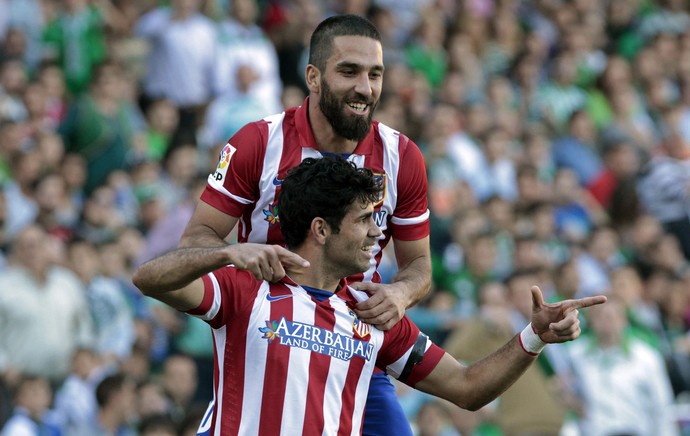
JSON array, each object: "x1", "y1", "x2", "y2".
[{"x1": 211, "y1": 143, "x2": 237, "y2": 183}]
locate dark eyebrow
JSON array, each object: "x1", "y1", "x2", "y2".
[
  {"x1": 360, "y1": 210, "x2": 374, "y2": 220},
  {"x1": 335, "y1": 61, "x2": 385, "y2": 73}
]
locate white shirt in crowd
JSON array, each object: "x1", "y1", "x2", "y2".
[{"x1": 568, "y1": 337, "x2": 679, "y2": 436}]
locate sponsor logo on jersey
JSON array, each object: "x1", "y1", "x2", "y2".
[
  {"x1": 212, "y1": 143, "x2": 237, "y2": 182},
  {"x1": 263, "y1": 203, "x2": 279, "y2": 225},
  {"x1": 266, "y1": 293, "x2": 292, "y2": 302},
  {"x1": 272, "y1": 176, "x2": 283, "y2": 186},
  {"x1": 372, "y1": 210, "x2": 387, "y2": 227},
  {"x1": 259, "y1": 317, "x2": 374, "y2": 361}
]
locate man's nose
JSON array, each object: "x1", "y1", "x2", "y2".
[{"x1": 354, "y1": 73, "x2": 373, "y2": 97}]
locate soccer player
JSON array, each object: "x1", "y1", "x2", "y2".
[
  {"x1": 134, "y1": 156, "x2": 606, "y2": 435},
  {"x1": 180, "y1": 14, "x2": 430, "y2": 434}
]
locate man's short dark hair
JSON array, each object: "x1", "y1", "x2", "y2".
[
  {"x1": 278, "y1": 156, "x2": 383, "y2": 249},
  {"x1": 96, "y1": 373, "x2": 129, "y2": 407},
  {"x1": 308, "y1": 14, "x2": 381, "y2": 71}
]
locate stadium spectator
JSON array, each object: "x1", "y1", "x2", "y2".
[
  {"x1": 0, "y1": 224, "x2": 94, "y2": 383},
  {"x1": 140, "y1": 98, "x2": 179, "y2": 161},
  {"x1": 41, "y1": 0, "x2": 112, "y2": 95},
  {"x1": 637, "y1": 111, "x2": 690, "y2": 260},
  {"x1": 72, "y1": 372, "x2": 138, "y2": 436},
  {"x1": 567, "y1": 295, "x2": 678, "y2": 435},
  {"x1": 135, "y1": 0, "x2": 216, "y2": 139},
  {"x1": 552, "y1": 110, "x2": 605, "y2": 186},
  {"x1": 68, "y1": 239, "x2": 135, "y2": 363},
  {"x1": 53, "y1": 347, "x2": 112, "y2": 435},
  {"x1": 212, "y1": 0, "x2": 282, "y2": 113},
  {"x1": 160, "y1": 354, "x2": 201, "y2": 426},
  {"x1": 139, "y1": 414, "x2": 177, "y2": 436},
  {"x1": 0, "y1": 58, "x2": 28, "y2": 122},
  {"x1": 0, "y1": 375, "x2": 62, "y2": 436},
  {"x1": 58, "y1": 60, "x2": 139, "y2": 194}
]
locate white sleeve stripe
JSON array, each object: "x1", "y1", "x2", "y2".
[
  {"x1": 199, "y1": 272, "x2": 222, "y2": 321},
  {"x1": 386, "y1": 336, "x2": 432, "y2": 379},
  {"x1": 390, "y1": 210, "x2": 430, "y2": 225},
  {"x1": 206, "y1": 174, "x2": 254, "y2": 205}
]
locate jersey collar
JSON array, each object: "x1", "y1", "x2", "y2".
[
  {"x1": 294, "y1": 97, "x2": 376, "y2": 155},
  {"x1": 280, "y1": 275, "x2": 350, "y2": 297}
]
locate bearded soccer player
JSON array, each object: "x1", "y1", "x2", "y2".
[
  {"x1": 179, "y1": 14, "x2": 430, "y2": 435},
  {"x1": 134, "y1": 156, "x2": 606, "y2": 435}
]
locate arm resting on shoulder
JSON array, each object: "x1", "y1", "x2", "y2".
[
  {"x1": 132, "y1": 247, "x2": 234, "y2": 311},
  {"x1": 177, "y1": 200, "x2": 309, "y2": 281}
]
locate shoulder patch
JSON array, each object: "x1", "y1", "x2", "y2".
[{"x1": 212, "y1": 143, "x2": 237, "y2": 183}]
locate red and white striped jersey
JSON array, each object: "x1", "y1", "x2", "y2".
[
  {"x1": 188, "y1": 266, "x2": 444, "y2": 436},
  {"x1": 200, "y1": 98, "x2": 430, "y2": 283}
]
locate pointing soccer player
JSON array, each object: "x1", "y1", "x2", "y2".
[{"x1": 133, "y1": 156, "x2": 606, "y2": 436}]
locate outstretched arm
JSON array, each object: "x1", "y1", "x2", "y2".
[
  {"x1": 414, "y1": 286, "x2": 606, "y2": 411},
  {"x1": 353, "y1": 237, "x2": 431, "y2": 330},
  {"x1": 133, "y1": 245, "x2": 309, "y2": 310},
  {"x1": 132, "y1": 247, "x2": 230, "y2": 311},
  {"x1": 178, "y1": 201, "x2": 308, "y2": 281}
]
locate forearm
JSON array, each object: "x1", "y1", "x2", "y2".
[
  {"x1": 459, "y1": 336, "x2": 537, "y2": 410},
  {"x1": 416, "y1": 335, "x2": 537, "y2": 412},
  {"x1": 133, "y1": 247, "x2": 232, "y2": 294},
  {"x1": 392, "y1": 255, "x2": 431, "y2": 308}
]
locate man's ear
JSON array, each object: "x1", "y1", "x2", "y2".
[
  {"x1": 311, "y1": 217, "x2": 330, "y2": 244},
  {"x1": 306, "y1": 65, "x2": 320, "y2": 93}
]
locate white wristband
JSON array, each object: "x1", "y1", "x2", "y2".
[{"x1": 519, "y1": 323, "x2": 546, "y2": 356}]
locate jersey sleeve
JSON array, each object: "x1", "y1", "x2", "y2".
[
  {"x1": 390, "y1": 137, "x2": 430, "y2": 241},
  {"x1": 376, "y1": 315, "x2": 445, "y2": 387},
  {"x1": 184, "y1": 266, "x2": 261, "y2": 330},
  {"x1": 199, "y1": 121, "x2": 268, "y2": 217}
]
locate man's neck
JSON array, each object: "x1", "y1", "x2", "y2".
[
  {"x1": 98, "y1": 409, "x2": 122, "y2": 434},
  {"x1": 286, "y1": 248, "x2": 341, "y2": 293},
  {"x1": 288, "y1": 270, "x2": 341, "y2": 294}
]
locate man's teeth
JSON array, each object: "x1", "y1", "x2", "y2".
[
  {"x1": 349, "y1": 103, "x2": 367, "y2": 111},
  {"x1": 362, "y1": 245, "x2": 374, "y2": 251}
]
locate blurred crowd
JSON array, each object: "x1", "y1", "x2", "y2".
[{"x1": 1, "y1": 0, "x2": 690, "y2": 435}]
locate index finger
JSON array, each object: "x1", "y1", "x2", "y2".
[
  {"x1": 568, "y1": 295, "x2": 607, "y2": 310},
  {"x1": 277, "y1": 247, "x2": 310, "y2": 268}
]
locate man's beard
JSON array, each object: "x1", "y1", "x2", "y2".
[{"x1": 318, "y1": 79, "x2": 376, "y2": 142}]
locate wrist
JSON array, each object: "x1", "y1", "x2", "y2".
[{"x1": 519, "y1": 323, "x2": 547, "y2": 356}]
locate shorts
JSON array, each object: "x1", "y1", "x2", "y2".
[{"x1": 362, "y1": 372, "x2": 413, "y2": 436}]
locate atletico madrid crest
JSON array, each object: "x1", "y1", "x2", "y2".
[
  {"x1": 350, "y1": 310, "x2": 371, "y2": 339},
  {"x1": 372, "y1": 173, "x2": 386, "y2": 207}
]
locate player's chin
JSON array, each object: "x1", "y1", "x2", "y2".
[{"x1": 361, "y1": 262, "x2": 371, "y2": 273}]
